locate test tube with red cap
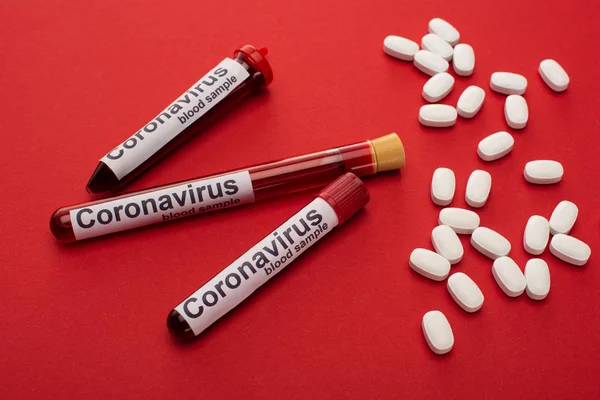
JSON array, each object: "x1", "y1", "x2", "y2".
[
  {"x1": 166, "y1": 172, "x2": 370, "y2": 341},
  {"x1": 86, "y1": 45, "x2": 273, "y2": 195},
  {"x1": 51, "y1": 133, "x2": 404, "y2": 242}
]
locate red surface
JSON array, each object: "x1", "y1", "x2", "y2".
[{"x1": 1, "y1": 0, "x2": 599, "y2": 398}]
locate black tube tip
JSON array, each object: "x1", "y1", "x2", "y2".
[
  {"x1": 86, "y1": 162, "x2": 120, "y2": 194},
  {"x1": 167, "y1": 309, "x2": 196, "y2": 341}
]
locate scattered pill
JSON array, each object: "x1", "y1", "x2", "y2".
[
  {"x1": 438, "y1": 208, "x2": 480, "y2": 234},
  {"x1": 549, "y1": 234, "x2": 591, "y2": 266},
  {"x1": 524, "y1": 160, "x2": 563, "y2": 184},
  {"x1": 422, "y1": 311, "x2": 454, "y2": 355},
  {"x1": 383, "y1": 35, "x2": 420, "y2": 61},
  {"x1": 456, "y1": 85, "x2": 485, "y2": 118},
  {"x1": 422, "y1": 33, "x2": 454, "y2": 61},
  {"x1": 523, "y1": 215, "x2": 550, "y2": 255},
  {"x1": 492, "y1": 256, "x2": 526, "y2": 297},
  {"x1": 447, "y1": 272, "x2": 484, "y2": 313},
  {"x1": 431, "y1": 167, "x2": 455, "y2": 206},
  {"x1": 432, "y1": 225, "x2": 464, "y2": 264},
  {"x1": 409, "y1": 249, "x2": 451, "y2": 281},
  {"x1": 419, "y1": 104, "x2": 457, "y2": 127},
  {"x1": 490, "y1": 72, "x2": 527, "y2": 95},
  {"x1": 423, "y1": 72, "x2": 455, "y2": 103},
  {"x1": 539, "y1": 59, "x2": 569, "y2": 92},
  {"x1": 525, "y1": 259, "x2": 550, "y2": 300},
  {"x1": 452, "y1": 43, "x2": 474, "y2": 76},
  {"x1": 477, "y1": 131, "x2": 514, "y2": 161},
  {"x1": 428, "y1": 18, "x2": 460, "y2": 46},
  {"x1": 549, "y1": 200, "x2": 578, "y2": 235},
  {"x1": 465, "y1": 170, "x2": 491, "y2": 208},
  {"x1": 414, "y1": 50, "x2": 450, "y2": 76},
  {"x1": 471, "y1": 227, "x2": 511, "y2": 259},
  {"x1": 504, "y1": 95, "x2": 528, "y2": 129}
]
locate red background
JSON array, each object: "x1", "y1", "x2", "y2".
[{"x1": 1, "y1": 0, "x2": 599, "y2": 398}]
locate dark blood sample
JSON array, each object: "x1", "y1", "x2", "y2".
[
  {"x1": 86, "y1": 45, "x2": 273, "y2": 194},
  {"x1": 167, "y1": 173, "x2": 371, "y2": 341}
]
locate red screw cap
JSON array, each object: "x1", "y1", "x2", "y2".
[
  {"x1": 318, "y1": 173, "x2": 370, "y2": 225},
  {"x1": 234, "y1": 44, "x2": 273, "y2": 86}
]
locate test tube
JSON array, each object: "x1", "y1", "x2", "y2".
[
  {"x1": 51, "y1": 133, "x2": 404, "y2": 242},
  {"x1": 86, "y1": 44, "x2": 273, "y2": 195},
  {"x1": 167, "y1": 172, "x2": 370, "y2": 341}
]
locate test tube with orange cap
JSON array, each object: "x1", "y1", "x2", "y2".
[{"x1": 51, "y1": 133, "x2": 405, "y2": 242}]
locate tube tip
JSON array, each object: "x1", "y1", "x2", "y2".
[
  {"x1": 167, "y1": 309, "x2": 196, "y2": 341},
  {"x1": 370, "y1": 133, "x2": 405, "y2": 172},
  {"x1": 258, "y1": 47, "x2": 268, "y2": 56},
  {"x1": 86, "y1": 162, "x2": 120, "y2": 194}
]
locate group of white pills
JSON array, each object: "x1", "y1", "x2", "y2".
[
  {"x1": 383, "y1": 17, "x2": 570, "y2": 150},
  {"x1": 413, "y1": 175, "x2": 591, "y2": 354},
  {"x1": 413, "y1": 167, "x2": 591, "y2": 354},
  {"x1": 386, "y1": 17, "x2": 586, "y2": 356}
]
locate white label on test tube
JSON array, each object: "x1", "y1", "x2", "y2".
[
  {"x1": 70, "y1": 171, "x2": 254, "y2": 240},
  {"x1": 100, "y1": 58, "x2": 250, "y2": 179},
  {"x1": 174, "y1": 197, "x2": 339, "y2": 336}
]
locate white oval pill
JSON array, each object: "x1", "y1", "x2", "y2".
[
  {"x1": 422, "y1": 311, "x2": 454, "y2": 355},
  {"x1": 523, "y1": 215, "x2": 550, "y2": 255},
  {"x1": 550, "y1": 234, "x2": 591, "y2": 266},
  {"x1": 431, "y1": 167, "x2": 455, "y2": 206},
  {"x1": 419, "y1": 104, "x2": 457, "y2": 127},
  {"x1": 438, "y1": 208, "x2": 480, "y2": 234},
  {"x1": 505, "y1": 95, "x2": 528, "y2": 129},
  {"x1": 383, "y1": 35, "x2": 420, "y2": 61},
  {"x1": 428, "y1": 18, "x2": 460, "y2": 46},
  {"x1": 490, "y1": 72, "x2": 527, "y2": 95},
  {"x1": 447, "y1": 272, "x2": 484, "y2": 313},
  {"x1": 524, "y1": 160, "x2": 564, "y2": 184},
  {"x1": 452, "y1": 43, "x2": 474, "y2": 76},
  {"x1": 409, "y1": 248, "x2": 451, "y2": 281},
  {"x1": 549, "y1": 200, "x2": 578, "y2": 235},
  {"x1": 525, "y1": 258, "x2": 550, "y2": 300},
  {"x1": 432, "y1": 225, "x2": 463, "y2": 264},
  {"x1": 477, "y1": 131, "x2": 514, "y2": 161},
  {"x1": 465, "y1": 170, "x2": 491, "y2": 208},
  {"x1": 457, "y1": 85, "x2": 485, "y2": 118},
  {"x1": 492, "y1": 256, "x2": 526, "y2": 297},
  {"x1": 422, "y1": 33, "x2": 454, "y2": 61},
  {"x1": 539, "y1": 59, "x2": 569, "y2": 92},
  {"x1": 414, "y1": 50, "x2": 449, "y2": 76},
  {"x1": 423, "y1": 72, "x2": 455, "y2": 103},
  {"x1": 471, "y1": 227, "x2": 511, "y2": 259}
]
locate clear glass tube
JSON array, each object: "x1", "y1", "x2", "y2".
[{"x1": 51, "y1": 133, "x2": 404, "y2": 242}]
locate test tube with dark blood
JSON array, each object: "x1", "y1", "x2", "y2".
[
  {"x1": 86, "y1": 45, "x2": 273, "y2": 195},
  {"x1": 167, "y1": 172, "x2": 370, "y2": 341}
]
